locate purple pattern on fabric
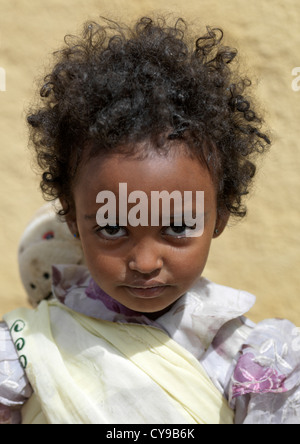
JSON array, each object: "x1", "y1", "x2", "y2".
[
  {"x1": 0, "y1": 404, "x2": 21, "y2": 424},
  {"x1": 86, "y1": 278, "x2": 141, "y2": 317},
  {"x1": 231, "y1": 352, "x2": 287, "y2": 398}
]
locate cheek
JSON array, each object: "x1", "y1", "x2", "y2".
[
  {"x1": 171, "y1": 240, "x2": 211, "y2": 282},
  {"x1": 172, "y1": 253, "x2": 204, "y2": 283},
  {"x1": 81, "y1": 240, "x2": 125, "y2": 284}
]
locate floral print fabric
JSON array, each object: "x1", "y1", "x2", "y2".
[
  {"x1": 232, "y1": 352, "x2": 287, "y2": 397},
  {"x1": 228, "y1": 319, "x2": 300, "y2": 423}
]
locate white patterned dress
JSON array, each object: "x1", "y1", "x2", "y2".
[{"x1": 1, "y1": 264, "x2": 300, "y2": 424}]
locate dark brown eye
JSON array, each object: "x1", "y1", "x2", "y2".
[
  {"x1": 169, "y1": 225, "x2": 186, "y2": 234},
  {"x1": 97, "y1": 225, "x2": 127, "y2": 239},
  {"x1": 43, "y1": 272, "x2": 50, "y2": 280}
]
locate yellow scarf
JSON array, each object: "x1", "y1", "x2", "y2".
[{"x1": 4, "y1": 300, "x2": 234, "y2": 424}]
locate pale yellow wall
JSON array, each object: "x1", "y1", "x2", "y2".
[{"x1": 0, "y1": 0, "x2": 299, "y2": 324}]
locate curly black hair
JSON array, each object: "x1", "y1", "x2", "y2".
[{"x1": 27, "y1": 15, "x2": 270, "y2": 219}]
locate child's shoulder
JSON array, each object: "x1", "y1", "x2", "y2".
[
  {"x1": 228, "y1": 317, "x2": 300, "y2": 423},
  {"x1": 163, "y1": 278, "x2": 300, "y2": 423}
]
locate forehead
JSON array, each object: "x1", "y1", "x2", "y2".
[{"x1": 74, "y1": 144, "x2": 216, "y2": 204}]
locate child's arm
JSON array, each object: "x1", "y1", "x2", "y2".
[{"x1": 0, "y1": 322, "x2": 32, "y2": 424}]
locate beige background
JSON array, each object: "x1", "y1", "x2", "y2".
[{"x1": 0, "y1": 0, "x2": 299, "y2": 324}]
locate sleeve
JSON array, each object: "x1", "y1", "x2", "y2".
[
  {"x1": 228, "y1": 318, "x2": 300, "y2": 424},
  {"x1": 0, "y1": 321, "x2": 33, "y2": 424}
]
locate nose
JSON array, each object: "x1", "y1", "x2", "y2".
[{"x1": 128, "y1": 238, "x2": 164, "y2": 275}]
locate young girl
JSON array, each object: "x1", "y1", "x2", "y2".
[{"x1": 1, "y1": 15, "x2": 300, "y2": 425}]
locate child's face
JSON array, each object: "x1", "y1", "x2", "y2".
[{"x1": 69, "y1": 142, "x2": 226, "y2": 314}]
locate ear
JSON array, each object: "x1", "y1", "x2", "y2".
[
  {"x1": 59, "y1": 198, "x2": 79, "y2": 237},
  {"x1": 213, "y1": 208, "x2": 230, "y2": 239}
]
